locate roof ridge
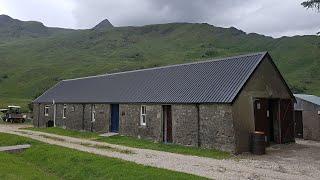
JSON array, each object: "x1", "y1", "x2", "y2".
[{"x1": 63, "y1": 51, "x2": 267, "y2": 82}]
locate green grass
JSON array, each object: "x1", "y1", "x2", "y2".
[
  {"x1": 0, "y1": 132, "x2": 205, "y2": 179},
  {"x1": 26, "y1": 127, "x2": 230, "y2": 159},
  {"x1": 28, "y1": 127, "x2": 99, "y2": 139}
]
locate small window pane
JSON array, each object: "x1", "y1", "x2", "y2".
[
  {"x1": 142, "y1": 115, "x2": 146, "y2": 123},
  {"x1": 63, "y1": 104, "x2": 67, "y2": 118},
  {"x1": 44, "y1": 106, "x2": 49, "y2": 116},
  {"x1": 140, "y1": 105, "x2": 147, "y2": 126},
  {"x1": 92, "y1": 105, "x2": 96, "y2": 122}
]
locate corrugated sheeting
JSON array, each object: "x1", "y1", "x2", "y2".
[
  {"x1": 294, "y1": 94, "x2": 320, "y2": 106},
  {"x1": 34, "y1": 52, "x2": 268, "y2": 104}
]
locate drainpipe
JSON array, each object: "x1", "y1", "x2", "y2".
[
  {"x1": 90, "y1": 104, "x2": 93, "y2": 132},
  {"x1": 37, "y1": 103, "x2": 40, "y2": 127},
  {"x1": 53, "y1": 99, "x2": 56, "y2": 127},
  {"x1": 196, "y1": 104, "x2": 201, "y2": 147}
]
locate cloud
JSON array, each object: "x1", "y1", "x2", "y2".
[
  {"x1": 0, "y1": 0, "x2": 319, "y2": 37},
  {"x1": 70, "y1": 0, "x2": 319, "y2": 37},
  {"x1": 0, "y1": 0, "x2": 76, "y2": 28}
]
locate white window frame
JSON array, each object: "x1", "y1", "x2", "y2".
[
  {"x1": 62, "y1": 104, "x2": 67, "y2": 119},
  {"x1": 70, "y1": 105, "x2": 75, "y2": 112},
  {"x1": 44, "y1": 105, "x2": 50, "y2": 116},
  {"x1": 91, "y1": 105, "x2": 96, "y2": 122},
  {"x1": 140, "y1": 105, "x2": 147, "y2": 126}
]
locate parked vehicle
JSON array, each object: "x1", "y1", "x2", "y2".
[{"x1": 0, "y1": 106, "x2": 26, "y2": 123}]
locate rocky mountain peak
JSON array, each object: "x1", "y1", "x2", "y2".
[{"x1": 92, "y1": 19, "x2": 114, "y2": 30}]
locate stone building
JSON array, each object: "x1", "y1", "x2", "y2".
[
  {"x1": 294, "y1": 94, "x2": 320, "y2": 141},
  {"x1": 33, "y1": 52, "x2": 295, "y2": 153}
]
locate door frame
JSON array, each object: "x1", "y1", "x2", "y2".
[
  {"x1": 110, "y1": 104, "x2": 120, "y2": 133},
  {"x1": 162, "y1": 105, "x2": 172, "y2": 143},
  {"x1": 294, "y1": 110, "x2": 303, "y2": 138},
  {"x1": 253, "y1": 98, "x2": 281, "y2": 144}
]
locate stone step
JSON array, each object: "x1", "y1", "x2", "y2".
[
  {"x1": 99, "y1": 132, "x2": 119, "y2": 137},
  {"x1": 0, "y1": 144, "x2": 31, "y2": 153}
]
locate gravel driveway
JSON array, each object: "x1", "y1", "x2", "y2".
[{"x1": 0, "y1": 124, "x2": 319, "y2": 180}]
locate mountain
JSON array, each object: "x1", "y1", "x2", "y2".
[
  {"x1": 92, "y1": 19, "x2": 114, "y2": 30},
  {"x1": 0, "y1": 14, "x2": 73, "y2": 41},
  {"x1": 0, "y1": 15, "x2": 319, "y2": 111}
]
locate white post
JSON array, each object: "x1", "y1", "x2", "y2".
[{"x1": 53, "y1": 99, "x2": 56, "y2": 127}]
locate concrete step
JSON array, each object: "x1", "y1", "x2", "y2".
[
  {"x1": 0, "y1": 144, "x2": 31, "y2": 153},
  {"x1": 99, "y1": 132, "x2": 118, "y2": 137}
]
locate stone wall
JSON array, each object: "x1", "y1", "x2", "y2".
[
  {"x1": 91, "y1": 104, "x2": 110, "y2": 133},
  {"x1": 33, "y1": 103, "x2": 109, "y2": 133},
  {"x1": 119, "y1": 103, "x2": 236, "y2": 152},
  {"x1": 33, "y1": 103, "x2": 53, "y2": 127},
  {"x1": 172, "y1": 104, "x2": 199, "y2": 146},
  {"x1": 33, "y1": 102, "x2": 237, "y2": 153},
  {"x1": 32, "y1": 103, "x2": 40, "y2": 127},
  {"x1": 119, "y1": 104, "x2": 162, "y2": 141},
  {"x1": 199, "y1": 104, "x2": 236, "y2": 152}
]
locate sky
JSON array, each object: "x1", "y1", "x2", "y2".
[{"x1": 0, "y1": 0, "x2": 319, "y2": 38}]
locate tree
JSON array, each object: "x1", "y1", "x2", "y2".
[
  {"x1": 301, "y1": 0, "x2": 320, "y2": 11},
  {"x1": 302, "y1": 1, "x2": 320, "y2": 34}
]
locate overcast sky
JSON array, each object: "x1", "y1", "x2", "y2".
[{"x1": 0, "y1": 0, "x2": 319, "y2": 37}]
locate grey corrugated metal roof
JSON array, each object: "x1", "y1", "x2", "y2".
[
  {"x1": 294, "y1": 94, "x2": 320, "y2": 106},
  {"x1": 34, "y1": 52, "x2": 275, "y2": 104}
]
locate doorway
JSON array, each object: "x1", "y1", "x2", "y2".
[
  {"x1": 110, "y1": 104, "x2": 119, "y2": 132},
  {"x1": 254, "y1": 98, "x2": 280, "y2": 145},
  {"x1": 294, "y1": 110, "x2": 303, "y2": 138},
  {"x1": 162, "y1": 105, "x2": 172, "y2": 143}
]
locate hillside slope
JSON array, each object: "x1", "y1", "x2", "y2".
[{"x1": 0, "y1": 17, "x2": 319, "y2": 110}]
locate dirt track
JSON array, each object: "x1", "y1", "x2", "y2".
[{"x1": 0, "y1": 124, "x2": 319, "y2": 180}]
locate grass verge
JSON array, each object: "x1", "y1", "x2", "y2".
[
  {"x1": 0, "y1": 132, "x2": 205, "y2": 179},
  {"x1": 26, "y1": 127, "x2": 230, "y2": 159}
]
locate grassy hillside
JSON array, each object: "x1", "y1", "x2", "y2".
[{"x1": 0, "y1": 17, "x2": 319, "y2": 111}]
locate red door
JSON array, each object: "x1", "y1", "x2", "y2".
[{"x1": 163, "y1": 105, "x2": 172, "y2": 143}]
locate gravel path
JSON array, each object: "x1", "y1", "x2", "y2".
[{"x1": 0, "y1": 124, "x2": 319, "y2": 180}]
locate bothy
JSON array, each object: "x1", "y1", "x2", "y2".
[{"x1": 33, "y1": 52, "x2": 295, "y2": 153}]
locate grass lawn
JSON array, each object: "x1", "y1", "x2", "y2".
[
  {"x1": 0, "y1": 132, "x2": 205, "y2": 179},
  {"x1": 27, "y1": 127, "x2": 230, "y2": 159}
]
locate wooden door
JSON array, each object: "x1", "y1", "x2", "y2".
[
  {"x1": 254, "y1": 99, "x2": 269, "y2": 144},
  {"x1": 294, "y1": 110, "x2": 303, "y2": 138},
  {"x1": 163, "y1": 105, "x2": 172, "y2": 143},
  {"x1": 280, "y1": 99, "x2": 295, "y2": 143}
]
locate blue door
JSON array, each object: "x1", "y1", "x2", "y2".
[{"x1": 110, "y1": 104, "x2": 119, "y2": 132}]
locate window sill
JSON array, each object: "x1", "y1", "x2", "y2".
[{"x1": 139, "y1": 125, "x2": 147, "y2": 128}]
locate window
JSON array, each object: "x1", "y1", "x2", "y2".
[
  {"x1": 62, "y1": 104, "x2": 67, "y2": 118},
  {"x1": 70, "y1": 105, "x2": 75, "y2": 112},
  {"x1": 91, "y1": 105, "x2": 96, "y2": 122},
  {"x1": 44, "y1": 105, "x2": 50, "y2": 116},
  {"x1": 140, "y1": 105, "x2": 147, "y2": 126}
]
